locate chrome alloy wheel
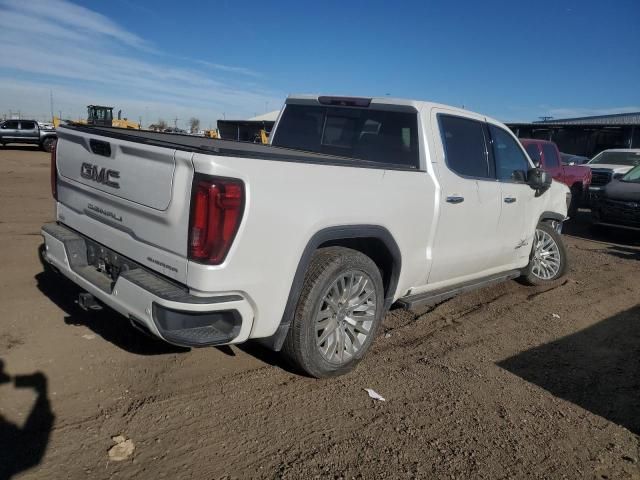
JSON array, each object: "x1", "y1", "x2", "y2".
[
  {"x1": 531, "y1": 228, "x2": 561, "y2": 280},
  {"x1": 315, "y1": 270, "x2": 377, "y2": 364}
]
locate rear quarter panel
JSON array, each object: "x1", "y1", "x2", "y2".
[{"x1": 188, "y1": 153, "x2": 436, "y2": 338}]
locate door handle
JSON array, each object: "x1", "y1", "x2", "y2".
[
  {"x1": 446, "y1": 196, "x2": 465, "y2": 204},
  {"x1": 504, "y1": 197, "x2": 517, "y2": 203}
]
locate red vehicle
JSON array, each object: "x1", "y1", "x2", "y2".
[{"x1": 520, "y1": 139, "x2": 592, "y2": 215}]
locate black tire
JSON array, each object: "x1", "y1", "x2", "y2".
[
  {"x1": 519, "y1": 222, "x2": 568, "y2": 286},
  {"x1": 568, "y1": 184, "x2": 582, "y2": 217},
  {"x1": 282, "y1": 247, "x2": 385, "y2": 378},
  {"x1": 41, "y1": 137, "x2": 56, "y2": 153}
]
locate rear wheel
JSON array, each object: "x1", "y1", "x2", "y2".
[
  {"x1": 282, "y1": 247, "x2": 384, "y2": 378},
  {"x1": 41, "y1": 137, "x2": 56, "y2": 152},
  {"x1": 519, "y1": 222, "x2": 568, "y2": 286}
]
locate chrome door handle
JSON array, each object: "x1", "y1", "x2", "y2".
[
  {"x1": 504, "y1": 197, "x2": 517, "y2": 203},
  {"x1": 446, "y1": 196, "x2": 464, "y2": 204}
]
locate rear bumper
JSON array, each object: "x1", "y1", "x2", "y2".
[{"x1": 40, "y1": 222, "x2": 254, "y2": 347}]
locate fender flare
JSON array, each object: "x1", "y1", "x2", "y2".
[
  {"x1": 539, "y1": 211, "x2": 566, "y2": 223},
  {"x1": 261, "y1": 225, "x2": 402, "y2": 351}
]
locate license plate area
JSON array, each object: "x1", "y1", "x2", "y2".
[{"x1": 85, "y1": 237, "x2": 141, "y2": 286}]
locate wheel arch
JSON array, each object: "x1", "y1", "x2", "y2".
[
  {"x1": 259, "y1": 225, "x2": 402, "y2": 351},
  {"x1": 539, "y1": 211, "x2": 565, "y2": 223}
]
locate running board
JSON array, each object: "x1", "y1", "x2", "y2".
[{"x1": 396, "y1": 270, "x2": 521, "y2": 311}]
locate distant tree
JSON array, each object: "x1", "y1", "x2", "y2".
[
  {"x1": 189, "y1": 117, "x2": 200, "y2": 134},
  {"x1": 157, "y1": 119, "x2": 168, "y2": 131}
]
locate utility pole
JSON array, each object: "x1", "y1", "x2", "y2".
[
  {"x1": 50, "y1": 90, "x2": 54, "y2": 123},
  {"x1": 173, "y1": 116, "x2": 179, "y2": 129}
]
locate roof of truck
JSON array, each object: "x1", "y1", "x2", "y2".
[{"x1": 285, "y1": 94, "x2": 502, "y2": 125}]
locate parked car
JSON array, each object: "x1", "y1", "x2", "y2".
[
  {"x1": 0, "y1": 119, "x2": 57, "y2": 152},
  {"x1": 584, "y1": 149, "x2": 640, "y2": 202},
  {"x1": 560, "y1": 153, "x2": 590, "y2": 165},
  {"x1": 520, "y1": 139, "x2": 591, "y2": 215},
  {"x1": 592, "y1": 164, "x2": 640, "y2": 231},
  {"x1": 40, "y1": 95, "x2": 570, "y2": 378}
]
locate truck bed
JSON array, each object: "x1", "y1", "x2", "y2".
[{"x1": 58, "y1": 124, "x2": 417, "y2": 171}]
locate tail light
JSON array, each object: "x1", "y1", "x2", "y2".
[
  {"x1": 188, "y1": 175, "x2": 245, "y2": 265},
  {"x1": 50, "y1": 143, "x2": 58, "y2": 200}
]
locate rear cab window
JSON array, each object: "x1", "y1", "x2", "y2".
[
  {"x1": 272, "y1": 104, "x2": 420, "y2": 169},
  {"x1": 524, "y1": 143, "x2": 541, "y2": 164},
  {"x1": 541, "y1": 144, "x2": 560, "y2": 168}
]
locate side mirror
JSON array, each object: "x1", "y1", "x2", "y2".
[{"x1": 527, "y1": 167, "x2": 552, "y2": 196}]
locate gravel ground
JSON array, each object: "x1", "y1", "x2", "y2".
[{"x1": 0, "y1": 146, "x2": 638, "y2": 480}]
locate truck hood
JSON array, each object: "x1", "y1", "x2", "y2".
[{"x1": 585, "y1": 164, "x2": 634, "y2": 174}]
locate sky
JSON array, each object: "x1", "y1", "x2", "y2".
[{"x1": 0, "y1": 0, "x2": 638, "y2": 128}]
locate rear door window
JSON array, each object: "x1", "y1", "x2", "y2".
[
  {"x1": 542, "y1": 144, "x2": 560, "y2": 168},
  {"x1": 272, "y1": 104, "x2": 419, "y2": 168},
  {"x1": 524, "y1": 143, "x2": 541, "y2": 164},
  {"x1": 2, "y1": 120, "x2": 19, "y2": 129},
  {"x1": 438, "y1": 115, "x2": 492, "y2": 179},
  {"x1": 489, "y1": 125, "x2": 530, "y2": 182}
]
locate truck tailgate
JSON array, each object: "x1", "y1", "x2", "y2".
[{"x1": 54, "y1": 127, "x2": 193, "y2": 283}]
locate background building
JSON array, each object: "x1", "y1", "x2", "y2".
[{"x1": 507, "y1": 112, "x2": 640, "y2": 158}]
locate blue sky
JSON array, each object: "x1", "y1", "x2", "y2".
[{"x1": 0, "y1": 0, "x2": 638, "y2": 128}]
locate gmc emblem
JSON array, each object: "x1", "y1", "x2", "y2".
[{"x1": 80, "y1": 162, "x2": 120, "y2": 189}]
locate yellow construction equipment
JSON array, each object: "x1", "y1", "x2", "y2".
[
  {"x1": 87, "y1": 105, "x2": 139, "y2": 129},
  {"x1": 52, "y1": 105, "x2": 140, "y2": 129}
]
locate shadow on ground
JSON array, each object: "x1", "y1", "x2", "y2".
[
  {"x1": 35, "y1": 270, "x2": 188, "y2": 356},
  {"x1": 498, "y1": 305, "x2": 640, "y2": 434},
  {"x1": 0, "y1": 360, "x2": 54, "y2": 480},
  {"x1": 0, "y1": 145, "x2": 42, "y2": 152},
  {"x1": 564, "y1": 210, "x2": 640, "y2": 248}
]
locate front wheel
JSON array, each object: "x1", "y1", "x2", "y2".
[
  {"x1": 519, "y1": 222, "x2": 568, "y2": 286},
  {"x1": 41, "y1": 137, "x2": 56, "y2": 153},
  {"x1": 282, "y1": 247, "x2": 385, "y2": 378}
]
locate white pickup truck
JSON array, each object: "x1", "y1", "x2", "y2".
[{"x1": 41, "y1": 95, "x2": 570, "y2": 377}]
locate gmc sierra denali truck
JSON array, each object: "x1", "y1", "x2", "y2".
[
  {"x1": 0, "y1": 119, "x2": 57, "y2": 152},
  {"x1": 40, "y1": 95, "x2": 570, "y2": 378}
]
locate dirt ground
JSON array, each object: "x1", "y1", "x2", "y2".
[{"x1": 0, "y1": 146, "x2": 638, "y2": 480}]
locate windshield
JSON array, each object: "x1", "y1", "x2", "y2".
[
  {"x1": 588, "y1": 151, "x2": 640, "y2": 166},
  {"x1": 621, "y1": 165, "x2": 640, "y2": 182}
]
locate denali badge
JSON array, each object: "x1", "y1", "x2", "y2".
[
  {"x1": 87, "y1": 203, "x2": 123, "y2": 222},
  {"x1": 81, "y1": 162, "x2": 120, "y2": 189}
]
